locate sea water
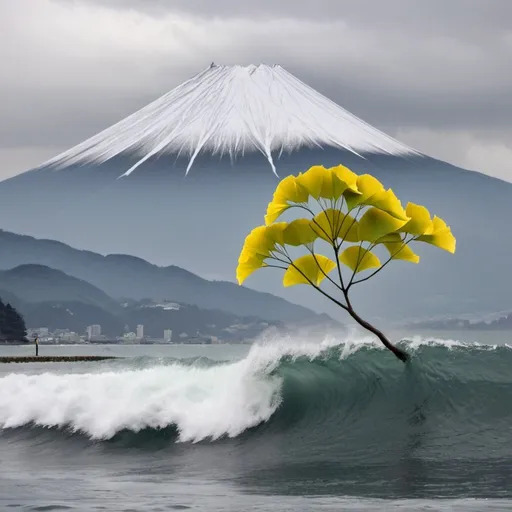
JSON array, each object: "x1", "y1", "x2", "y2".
[{"x1": 1, "y1": 332, "x2": 511, "y2": 511}]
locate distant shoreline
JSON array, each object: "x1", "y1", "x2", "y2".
[
  {"x1": 0, "y1": 355, "x2": 121, "y2": 363},
  {"x1": 0, "y1": 340, "x2": 234, "y2": 346}
]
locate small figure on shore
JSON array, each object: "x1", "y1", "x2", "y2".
[{"x1": 34, "y1": 336, "x2": 39, "y2": 357}]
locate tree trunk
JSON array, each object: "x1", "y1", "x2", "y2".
[{"x1": 345, "y1": 304, "x2": 409, "y2": 363}]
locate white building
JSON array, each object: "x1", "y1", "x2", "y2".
[
  {"x1": 164, "y1": 329, "x2": 173, "y2": 342},
  {"x1": 136, "y1": 324, "x2": 144, "y2": 339},
  {"x1": 87, "y1": 324, "x2": 101, "y2": 341}
]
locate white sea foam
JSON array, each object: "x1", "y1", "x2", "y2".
[
  {"x1": 42, "y1": 64, "x2": 420, "y2": 177},
  {"x1": 0, "y1": 357, "x2": 282, "y2": 442},
  {"x1": 0, "y1": 336, "x2": 358, "y2": 441}
]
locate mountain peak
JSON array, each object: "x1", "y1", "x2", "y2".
[{"x1": 42, "y1": 64, "x2": 420, "y2": 177}]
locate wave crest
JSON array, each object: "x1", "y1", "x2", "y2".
[{"x1": 1, "y1": 336, "x2": 511, "y2": 444}]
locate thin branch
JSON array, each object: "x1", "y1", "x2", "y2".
[
  {"x1": 348, "y1": 236, "x2": 416, "y2": 288},
  {"x1": 336, "y1": 206, "x2": 363, "y2": 251},
  {"x1": 294, "y1": 204, "x2": 315, "y2": 217},
  {"x1": 293, "y1": 269, "x2": 349, "y2": 312},
  {"x1": 332, "y1": 196, "x2": 345, "y2": 240},
  {"x1": 289, "y1": 197, "x2": 346, "y2": 294},
  {"x1": 310, "y1": 218, "x2": 334, "y2": 242},
  {"x1": 333, "y1": 244, "x2": 346, "y2": 293},
  {"x1": 305, "y1": 244, "x2": 346, "y2": 294},
  {"x1": 270, "y1": 248, "x2": 349, "y2": 312},
  {"x1": 346, "y1": 241, "x2": 366, "y2": 289}
]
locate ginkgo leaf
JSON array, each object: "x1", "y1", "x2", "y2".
[
  {"x1": 416, "y1": 228, "x2": 456, "y2": 253},
  {"x1": 266, "y1": 222, "x2": 287, "y2": 245},
  {"x1": 381, "y1": 242, "x2": 420, "y2": 263},
  {"x1": 311, "y1": 209, "x2": 359, "y2": 243},
  {"x1": 243, "y1": 224, "x2": 286, "y2": 257},
  {"x1": 264, "y1": 175, "x2": 309, "y2": 225},
  {"x1": 344, "y1": 174, "x2": 385, "y2": 210},
  {"x1": 339, "y1": 246, "x2": 381, "y2": 273},
  {"x1": 295, "y1": 165, "x2": 327, "y2": 199},
  {"x1": 398, "y1": 202, "x2": 432, "y2": 235},
  {"x1": 236, "y1": 251, "x2": 267, "y2": 285},
  {"x1": 358, "y1": 208, "x2": 409, "y2": 242},
  {"x1": 374, "y1": 232, "x2": 419, "y2": 262},
  {"x1": 367, "y1": 189, "x2": 409, "y2": 220},
  {"x1": 330, "y1": 164, "x2": 359, "y2": 190},
  {"x1": 415, "y1": 215, "x2": 456, "y2": 253},
  {"x1": 318, "y1": 172, "x2": 354, "y2": 200},
  {"x1": 265, "y1": 201, "x2": 290, "y2": 225},
  {"x1": 242, "y1": 226, "x2": 275, "y2": 257},
  {"x1": 375, "y1": 232, "x2": 402, "y2": 244},
  {"x1": 283, "y1": 219, "x2": 318, "y2": 246},
  {"x1": 416, "y1": 231, "x2": 456, "y2": 253},
  {"x1": 274, "y1": 175, "x2": 309, "y2": 204},
  {"x1": 344, "y1": 176, "x2": 408, "y2": 220},
  {"x1": 296, "y1": 165, "x2": 359, "y2": 200},
  {"x1": 283, "y1": 254, "x2": 336, "y2": 287},
  {"x1": 428, "y1": 215, "x2": 449, "y2": 234}
]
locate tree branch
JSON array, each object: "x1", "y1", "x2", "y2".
[
  {"x1": 348, "y1": 237, "x2": 416, "y2": 288},
  {"x1": 305, "y1": 245, "x2": 346, "y2": 295},
  {"x1": 271, "y1": 252, "x2": 349, "y2": 312}
]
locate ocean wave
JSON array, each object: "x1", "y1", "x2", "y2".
[{"x1": 1, "y1": 335, "x2": 512, "y2": 446}]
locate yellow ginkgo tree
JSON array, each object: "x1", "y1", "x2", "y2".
[{"x1": 236, "y1": 164, "x2": 456, "y2": 363}]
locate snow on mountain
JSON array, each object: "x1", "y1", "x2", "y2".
[{"x1": 42, "y1": 64, "x2": 420, "y2": 177}]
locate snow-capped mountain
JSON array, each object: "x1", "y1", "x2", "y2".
[
  {"x1": 43, "y1": 64, "x2": 419, "y2": 177},
  {"x1": 1, "y1": 64, "x2": 510, "y2": 322}
]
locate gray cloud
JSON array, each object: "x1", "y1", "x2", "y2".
[
  {"x1": 87, "y1": 0, "x2": 512, "y2": 30},
  {"x1": 1, "y1": 0, "x2": 512, "y2": 179}
]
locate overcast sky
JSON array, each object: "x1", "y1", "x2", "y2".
[{"x1": 1, "y1": 0, "x2": 511, "y2": 180}]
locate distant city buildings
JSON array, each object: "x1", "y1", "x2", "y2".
[
  {"x1": 27, "y1": 327, "x2": 83, "y2": 344},
  {"x1": 25, "y1": 323, "x2": 230, "y2": 345},
  {"x1": 59, "y1": 331, "x2": 80, "y2": 343},
  {"x1": 86, "y1": 324, "x2": 105, "y2": 342},
  {"x1": 122, "y1": 331, "x2": 138, "y2": 342},
  {"x1": 87, "y1": 324, "x2": 100, "y2": 339}
]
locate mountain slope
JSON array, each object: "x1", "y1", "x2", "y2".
[
  {"x1": 0, "y1": 264, "x2": 120, "y2": 313},
  {"x1": 0, "y1": 231, "x2": 330, "y2": 324}
]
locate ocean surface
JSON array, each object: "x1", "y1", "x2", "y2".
[{"x1": 1, "y1": 331, "x2": 512, "y2": 511}]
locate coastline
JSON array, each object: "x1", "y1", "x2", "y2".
[{"x1": 0, "y1": 355, "x2": 121, "y2": 363}]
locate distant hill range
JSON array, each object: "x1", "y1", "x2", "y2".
[
  {"x1": 0, "y1": 231, "x2": 338, "y2": 338},
  {"x1": 408, "y1": 313, "x2": 512, "y2": 331},
  {"x1": 0, "y1": 264, "x2": 120, "y2": 314}
]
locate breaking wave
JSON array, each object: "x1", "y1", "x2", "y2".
[{"x1": 1, "y1": 336, "x2": 511, "y2": 453}]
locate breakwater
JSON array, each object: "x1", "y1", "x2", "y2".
[{"x1": 0, "y1": 356, "x2": 121, "y2": 363}]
